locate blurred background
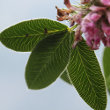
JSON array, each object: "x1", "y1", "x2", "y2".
[{"x1": 0, "y1": 0, "x2": 110, "y2": 110}]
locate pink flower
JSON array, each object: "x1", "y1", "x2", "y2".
[
  {"x1": 56, "y1": 0, "x2": 110, "y2": 49},
  {"x1": 89, "y1": 5, "x2": 106, "y2": 11},
  {"x1": 81, "y1": 13, "x2": 97, "y2": 32},
  {"x1": 105, "y1": 37, "x2": 110, "y2": 47},
  {"x1": 102, "y1": 36, "x2": 110, "y2": 47},
  {"x1": 64, "y1": 0, "x2": 72, "y2": 9},
  {"x1": 106, "y1": 10, "x2": 110, "y2": 24},
  {"x1": 101, "y1": 21, "x2": 110, "y2": 36},
  {"x1": 81, "y1": 0, "x2": 91, "y2": 4},
  {"x1": 72, "y1": 25, "x2": 82, "y2": 48},
  {"x1": 64, "y1": 0, "x2": 81, "y2": 11},
  {"x1": 90, "y1": 13, "x2": 102, "y2": 22},
  {"x1": 80, "y1": 4, "x2": 110, "y2": 49},
  {"x1": 83, "y1": 26, "x2": 101, "y2": 50},
  {"x1": 81, "y1": 19, "x2": 94, "y2": 32},
  {"x1": 100, "y1": 0, "x2": 110, "y2": 6},
  {"x1": 70, "y1": 12, "x2": 83, "y2": 26},
  {"x1": 81, "y1": 12, "x2": 103, "y2": 49}
]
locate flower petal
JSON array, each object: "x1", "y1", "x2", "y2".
[
  {"x1": 101, "y1": 20, "x2": 110, "y2": 36},
  {"x1": 106, "y1": 10, "x2": 110, "y2": 24},
  {"x1": 100, "y1": 0, "x2": 110, "y2": 7},
  {"x1": 90, "y1": 5, "x2": 106, "y2": 11}
]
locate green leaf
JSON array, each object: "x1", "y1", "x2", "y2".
[
  {"x1": 67, "y1": 40, "x2": 107, "y2": 110},
  {"x1": 103, "y1": 47, "x2": 110, "y2": 94},
  {"x1": 0, "y1": 19, "x2": 67, "y2": 52},
  {"x1": 25, "y1": 31, "x2": 72, "y2": 89},
  {"x1": 60, "y1": 70, "x2": 71, "y2": 85}
]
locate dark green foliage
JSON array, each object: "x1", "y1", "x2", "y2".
[
  {"x1": 103, "y1": 47, "x2": 110, "y2": 94},
  {"x1": 0, "y1": 19, "x2": 67, "y2": 52},
  {"x1": 67, "y1": 40, "x2": 107, "y2": 110},
  {"x1": 25, "y1": 31, "x2": 71, "y2": 89},
  {"x1": 0, "y1": 18, "x2": 107, "y2": 110},
  {"x1": 60, "y1": 70, "x2": 71, "y2": 85}
]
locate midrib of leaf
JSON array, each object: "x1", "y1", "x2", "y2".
[
  {"x1": 76, "y1": 46, "x2": 100, "y2": 101},
  {"x1": 66, "y1": 68, "x2": 73, "y2": 84},
  {"x1": 30, "y1": 32, "x2": 69, "y2": 87},
  {"x1": 0, "y1": 29, "x2": 67, "y2": 39},
  {"x1": 60, "y1": 31, "x2": 74, "y2": 85}
]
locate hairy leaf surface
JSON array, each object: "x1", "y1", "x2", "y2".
[{"x1": 0, "y1": 19, "x2": 67, "y2": 52}]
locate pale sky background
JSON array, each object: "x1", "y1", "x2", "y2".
[{"x1": 0, "y1": 0, "x2": 110, "y2": 110}]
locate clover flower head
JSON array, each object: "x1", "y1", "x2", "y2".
[{"x1": 56, "y1": 0, "x2": 110, "y2": 50}]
